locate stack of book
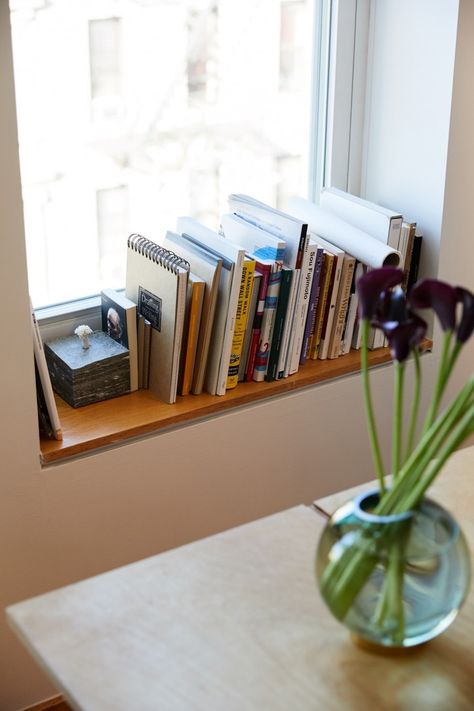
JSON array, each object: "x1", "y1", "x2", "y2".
[{"x1": 121, "y1": 189, "x2": 422, "y2": 404}]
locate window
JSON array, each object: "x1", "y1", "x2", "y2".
[
  {"x1": 97, "y1": 185, "x2": 129, "y2": 286},
  {"x1": 279, "y1": 1, "x2": 307, "y2": 92},
  {"x1": 9, "y1": 0, "x2": 363, "y2": 311},
  {"x1": 89, "y1": 18, "x2": 121, "y2": 100},
  {"x1": 187, "y1": 5, "x2": 217, "y2": 102}
]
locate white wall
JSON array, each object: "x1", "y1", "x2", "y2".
[
  {"x1": 362, "y1": 0, "x2": 459, "y2": 284},
  {"x1": 362, "y1": 0, "x2": 473, "y2": 400},
  {"x1": 438, "y1": 0, "x2": 474, "y2": 389},
  {"x1": 1, "y1": 1, "x2": 472, "y2": 708}
]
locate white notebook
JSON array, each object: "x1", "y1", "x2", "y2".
[{"x1": 125, "y1": 234, "x2": 189, "y2": 404}]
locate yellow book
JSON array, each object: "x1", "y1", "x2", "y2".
[{"x1": 226, "y1": 258, "x2": 256, "y2": 389}]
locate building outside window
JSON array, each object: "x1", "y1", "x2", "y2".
[{"x1": 9, "y1": 0, "x2": 323, "y2": 309}]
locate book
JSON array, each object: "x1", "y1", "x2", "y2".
[
  {"x1": 238, "y1": 272, "x2": 262, "y2": 382},
  {"x1": 142, "y1": 318, "x2": 151, "y2": 388},
  {"x1": 125, "y1": 233, "x2": 189, "y2": 405},
  {"x1": 287, "y1": 240, "x2": 320, "y2": 374},
  {"x1": 179, "y1": 273, "x2": 205, "y2": 397},
  {"x1": 309, "y1": 251, "x2": 334, "y2": 359},
  {"x1": 300, "y1": 246, "x2": 324, "y2": 364},
  {"x1": 310, "y1": 235, "x2": 345, "y2": 360},
  {"x1": 407, "y1": 232, "x2": 423, "y2": 292},
  {"x1": 340, "y1": 291, "x2": 358, "y2": 355},
  {"x1": 320, "y1": 186, "x2": 403, "y2": 250},
  {"x1": 253, "y1": 261, "x2": 282, "y2": 381},
  {"x1": 277, "y1": 265, "x2": 300, "y2": 377},
  {"x1": 31, "y1": 300, "x2": 62, "y2": 441},
  {"x1": 220, "y1": 212, "x2": 286, "y2": 263},
  {"x1": 100, "y1": 288, "x2": 139, "y2": 392},
  {"x1": 265, "y1": 266, "x2": 293, "y2": 381},
  {"x1": 226, "y1": 258, "x2": 255, "y2": 389},
  {"x1": 327, "y1": 253, "x2": 356, "y2": 359},
  {"x1": 340, "y1": 260, "x2": 363, "y2": 355},
  {"x1": 227, "y1": 194, "x2": 309, "y2": 379},
  {"x1": 228, "y1": 194, "x2": 307, "y2": 269},
  {"x1": 244, "y1": 261, "x2": 271, "y2": 382},
  {"x1": 162, "y1": 230, "x2": 222, "y2": 395},
  {"x1": 399, "y1": 220, "x2": 417, "y2": 291},
  {"x1": 176, "y1": 217, "x2": 246, "y2": 396},
  {"x1": 137, "y1": 314, "x2": 145, "y2": 388}
]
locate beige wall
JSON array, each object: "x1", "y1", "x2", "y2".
[{"x1": 1, "y1": 1, "x2": 473, "y2": 708}]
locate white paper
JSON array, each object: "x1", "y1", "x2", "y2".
[{"x1": 287, "y1": 197, "x2": 401, "y2": 269}]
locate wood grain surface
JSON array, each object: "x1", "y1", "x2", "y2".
[
  {"x1": 40, "y1": 343, "x2": 431, "y2": 464},
  {"x1": 6, "y1": 448, "x2": 474, "y2": 710}
]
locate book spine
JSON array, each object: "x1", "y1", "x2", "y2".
[
  {"x1": 300, "y1": 247, "x2": 324, "y2": 364},
  {"x1": 318, "y1": 254, "x2": 343, "y2": 360},
  {"x1": 328, "y1": 256, "x2": 356, "y2": 359},
  {"x1": 401, "y1": 222, "x2": 416, "y2": 291},
  {"x1": 388, "y1": 216, "x2": 403, "y2": 250},
  {"x1": 277, "y1": 268, "x2": 300, "y2": 378},
  {"x1": 288, "y1": 241, "x2": 317, "y2": 375},
  {"x1": 407, "y1": 233, "x2": 423, "y2": 292},
  {"x1": 137, "y1": 314, "x2": 145, "y2": 389},
  {"x1": 226, "y1": 260, "x2": 255, "y2": 389},
  {"x1": 142, "y1": 320, "x2": 151, "y2": 388},
  {"x1": 265, "y1": 268, "x2": 293, "y2": 381},
  {"x1": 238, "y1": 274, "x2": 260, "y2": 382},
  {"x1": 340, "y1": 261, "x2": 363, "y2": 355},
  {"x1": 309, "y1": 254, "x2": 332, "y2": 359},
  {"x1": 181, "y1": 283, "x2": 205, "y2": 396},
  {"x1": 310, "y1": 254, "x2": 333, "y2": 359},
  {"x1": 340, "y1": 292, "x2": 359, "y2": 355},
  {"x1": 253, "y1": 266, "x2": 282, "y2": 381},
  {"x1": 31, "y1": 303, "x2": 62, "y2": 441},
  {"x1": 245, "y1": 265, "x2": 270, "y2": 382}
]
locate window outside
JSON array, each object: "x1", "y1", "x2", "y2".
[{"x1": 10, "y1": 0, "x2": 315, "y2": 308}]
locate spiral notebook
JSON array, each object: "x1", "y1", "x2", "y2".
[{"x1": 125, "y1": 234, "x2": 189, "y2": 404}]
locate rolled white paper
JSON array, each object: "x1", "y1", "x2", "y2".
[{"x1": 287, "y1": 196, "x2": 401, "y2": 268}]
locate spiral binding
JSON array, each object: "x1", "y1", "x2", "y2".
[{"x1": 128, "y1": 233, "x2": 190, "y2": 273}]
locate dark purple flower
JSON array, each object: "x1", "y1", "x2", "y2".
[
  {"x1": 409, "y1": 279, "x2": 458, "y2": 332},
  {"x1": 455, "y1": 286, "x2": 474, "y2": 343},
  {"x1": 377, "y1": 315, "x2": 427, "y2": 362},
  {"x1": 374, "y1": 286, "x2": 407, "y2": 324},
  {"x1": 357, "y1": 268, "x2": 404, "y2": 320}
]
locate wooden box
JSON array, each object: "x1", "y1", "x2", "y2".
[{"x1": 44, "y1": 331, "x2": 130, "y2": 408}]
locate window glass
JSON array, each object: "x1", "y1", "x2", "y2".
[{"x1": 10, "y1": 0, "x2": 315, "y2": 308}]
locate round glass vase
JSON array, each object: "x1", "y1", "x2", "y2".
[{"x1": 315, "y1": 490, "x2": 471, "y2": 649}]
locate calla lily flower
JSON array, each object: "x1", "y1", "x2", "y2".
[
  {"x1": 377, "y1": 315, "x2": 427, "y2": 363},
  {"x1": 374, "y1": 286, "x2": 408, "y2": 324},
  {"x1": 455, "y1": 286, "x2": 474, "y2": 343},
  {"x1": 409, "y1": 279, "x2": 458, "y2": 332},
  {"x1": 357, "y1": 268, "x2": 404, "y2": 320}
]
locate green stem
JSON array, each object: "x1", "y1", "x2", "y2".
[
  {"x1": 406, "y1": 401, "x2": 474, "y2": 508},
  {"x1": 376, "y1": 377, "x2": 474, "y2": 515},
  {"x1": 444, "y1": 339, "x2": 462, "y2": 381},
  {"x1": 404, "y1": 348, "x2": 421, "y2": 461},
  {"x1": 392, "y1": 361, "x2": 405, "y2": 479},
  {"x1": 422, "y1": 330, "x2": 452, "y2": 434},
  {"x1": 361, "y1": 319, "x2": 385, "y2": 494}
]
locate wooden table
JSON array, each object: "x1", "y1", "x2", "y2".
[{"x1": 6, "y1": 446, "x2": 474, "y2": 710}]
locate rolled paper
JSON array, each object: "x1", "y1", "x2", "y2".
[{"x1": 287, "y1": 196, "x2": 401, "y2": 268}]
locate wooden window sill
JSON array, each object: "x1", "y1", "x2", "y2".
[{"x1": 39, "y1": 342, "x2": 432, "y2": 465}]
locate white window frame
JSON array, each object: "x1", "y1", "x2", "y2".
[
  {"x1": 322, "y1": 0, "x2": 371, "y2": 196},
  {"x1": 11, "y1": 0, "x2": 370, "y2": 339}
]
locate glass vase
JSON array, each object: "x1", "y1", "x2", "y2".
[{"x1": 316, "y1": 490, "x2": 471, "y2": 648}]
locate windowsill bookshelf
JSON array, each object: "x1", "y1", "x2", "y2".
[{"x1": 39, "y1": 341, "x2": 432, "y2": 465}]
